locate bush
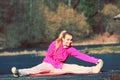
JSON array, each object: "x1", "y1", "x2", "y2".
[{"x1": 44, "y1": 3, "x2": 91, "y2": 42}]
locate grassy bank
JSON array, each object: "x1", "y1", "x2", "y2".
[
  {"x1": 82, "y1": 45, "x2": 120, "y2": 54},
  {"x1": 0, "y1": 45, "x2": 120, "y2": 56}
]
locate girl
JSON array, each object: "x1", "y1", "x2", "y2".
[{"x1": 11, "y1": 30, "x2": 103, "y2": 77}]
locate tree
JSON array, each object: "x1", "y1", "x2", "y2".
[
  {"x1": 2, "y1": 0, "x2": 46, "y2": 48},
  {"x1": 79, "y1": 0, "x2": 98, "y2": 26}
]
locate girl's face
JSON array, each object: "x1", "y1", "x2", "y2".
[{"x1": 62, "y1": 34, "x2": 73, "y2": 48}]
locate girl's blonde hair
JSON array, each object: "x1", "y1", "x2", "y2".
[{"x1": 55, "y1": 30, "x2": 72, "y2": 51}]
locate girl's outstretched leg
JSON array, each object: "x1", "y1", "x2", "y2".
[{"x1": 11, "y1": 62, "x2": 54, "y2": 77}]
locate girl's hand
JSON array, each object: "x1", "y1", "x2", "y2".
[{"x1": 98, "y1": 59, "x2": 103, "y2": 64}]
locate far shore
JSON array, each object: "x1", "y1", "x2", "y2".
[
  {"x1": 72, "y1": 41, "x2": 119, "y2": 46},
  {"x1": 0, "y1": 41, "x2": 120, "y2": 56}
]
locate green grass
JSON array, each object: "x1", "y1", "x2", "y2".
[
  {"x1": 82, "y1": 45, "x2": 120, "y2": 54},
  {"x1": 110, "y1": 46, "x2": 120, "y2": 51}
]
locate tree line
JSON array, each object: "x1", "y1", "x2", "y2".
[{"x1": 0, "y1": 0, "x2": 120, "y2": 49}]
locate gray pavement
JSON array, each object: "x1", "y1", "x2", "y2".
[{"x1": 0, "y1": 70, "x2": 120, "y2": 80}]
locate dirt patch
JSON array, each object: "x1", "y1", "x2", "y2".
[{"x1": 72, "y1": 32, "x2": 119, "y2": 46}]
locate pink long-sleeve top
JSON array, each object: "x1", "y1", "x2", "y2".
[{"x1": 43, "y1": 41, "x2": 98, "y2": 69}]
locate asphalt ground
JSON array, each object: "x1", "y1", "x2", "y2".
[{"x1": 0, "y1": 70, "x2": 120, "y2": 80}]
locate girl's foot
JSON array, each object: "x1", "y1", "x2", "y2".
[
  {"x1": 11, "y1": 67, "x2": 19, "y2": 77},
  {"x1": 93, "y1": 59, "x2": 103, "y2": 73}
]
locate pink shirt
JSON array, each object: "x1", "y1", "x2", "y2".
[{"x1": 43, "y1": 41, "x2": 98, "y2": 69}]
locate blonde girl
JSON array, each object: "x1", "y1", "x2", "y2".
[{"x1": 11, "y1": 30, "x2": 103, "y2": 77}]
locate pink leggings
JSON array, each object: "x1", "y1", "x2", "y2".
[
  {"x1": 54, "y1": 64, "x2": 93, "y2": 74},
  {"x1": 18, "y1": 62, "x2": 94, "y2": 76},
  {"x1": 18, "y1": 62, "x2": 54, "y2": 76}
]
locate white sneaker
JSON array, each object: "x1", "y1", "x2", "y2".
[
  {"x1": 11, "y1": 67, "x2": 19, "y2": 77},
  {"x1": 93, "y1": 59, "x2": 103, "y2": 73}
]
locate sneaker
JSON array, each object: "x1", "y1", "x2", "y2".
[
  {"x1": 11, "y1": 67, "x2": 19, "y2": 77},
  {"x1": 93, "y1": 59, "x2": 103, "y2": 73}
]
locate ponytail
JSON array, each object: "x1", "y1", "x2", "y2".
[{"x1": 55, "y1": 30, "x2": 67, "y2": 51}]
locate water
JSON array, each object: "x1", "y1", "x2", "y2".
[{"x1": 0, "y1": 45, "x2": 120, "y2": 80}]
